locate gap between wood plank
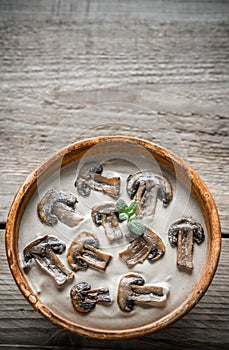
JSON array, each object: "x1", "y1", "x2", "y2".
[{"x1": 0, "y1": 223, "x2": 6, "y2": 230}]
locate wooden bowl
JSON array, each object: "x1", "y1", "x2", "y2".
[{"x1": 5, "y1": 136, "x2": 221, "y2": 340}]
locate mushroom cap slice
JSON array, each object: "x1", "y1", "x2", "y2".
[
  {"x1": 91, "y1": 202, "x2": 123, "y2": 241},
  {"x1": 75, "y1": 161, "x2": 120, "y2": 198},
  {"x1": 67, "y1": 231, "x2": 112, "y2": 272},
  {"x1": 37, "y1": 188, "x2": 83, "y2": 227},
  {"x1": 23, "y1": 235, "x2": 74, "y2": 287},
  {"x1": 119, "y1": 226, "x2": 165, "y2": 267},
  {"x1": 118, "y1": 273, "x2": 144, "y2": 312},
  {"x1": 168, "y1": 218, "x2": 205, "y2": 270},
  {"x1": 144, "y1": 227, "x2": 166, "y2": 262},
  {"x1": 71, "y1": 282, "x2": 111, "y2": 314},
  {"x1": 126, "y1": 171, "x2": 172, "y2": 216},
  {"x1": 118, "y1": 273, "x2": 169, "y2": 312}
]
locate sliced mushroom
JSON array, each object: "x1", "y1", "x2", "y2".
[
  {"x1": 37, "y1": 188, "x2": 83, "y2": 227},
  {"x1": 168, "y1": 218, "x2": 205, "y2": 270},
  {"x1": 67, "y1": 231, "x2": 112, "y2": 272},
  {"x1": 75, "y1": 162, "x2": 120, "y2": 198},
  {"x1": 119, "y1": 226, "x2": 165, "y2": 267},
  {"x1": 144, "y1": 227, "x2": 166, "y2": 262},
  {"x1": 126, "y1": 171, "x2": 172, "y2": 216},
  {"x1": 71, "y1": 282, "x2": 111, "y2": 314},
  {"x1": 91, "y1": 202, "x2": 123, "y2": 241},
  {"x1": 118, "y1": 273, "x2": 169, "y2": 312},
  {"x1": 23, "y1": 235, "x2": 74, "y2": 287}
]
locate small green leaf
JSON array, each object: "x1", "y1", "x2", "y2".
[
  {"x1": 119, "y1": 212, "x2": 129, "y2": 221},
  {"x1": 116, "y1": 199, "x2": 128, "y2": 214},
  {"x1": 128, "y1": 218, "x2": 145, "y2": 236},
  {"x1": 126, "y1": 201, "x2": 138, "y2": 217}
]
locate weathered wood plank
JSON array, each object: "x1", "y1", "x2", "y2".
[
  {"x1": 0, "y1": 1, "x2": 228, "y2": 349},
  {"x1": 1, "y1": 109, "x2": 228, "y2": 233},
  {"x1": 0, "y1": 0, "x2": 229, "y2": 22},
  {"x1": 1, "y1": 231, "x2": 228, "y2": 349},
  {"x1": 0, "y1": 1, "x2": 228, "y2": 234}
]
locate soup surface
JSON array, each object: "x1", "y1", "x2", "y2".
[{"x1": 18, "y1": 144, "x2": 207, "y2": 331}]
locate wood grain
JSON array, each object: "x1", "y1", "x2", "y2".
[
  {"x1": 0, "y1": 0, "x2": 228, "y2": 348},
  {"x1": 0, "y1": 1, "x2": 228, "y2": 234},
  {"x1": 0, "y1": 231, "x2": 228, "y2": 349}
]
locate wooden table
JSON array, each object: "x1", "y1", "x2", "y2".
[{"x1": 0, "y1": 1, "x2": 228, "y2": 349}]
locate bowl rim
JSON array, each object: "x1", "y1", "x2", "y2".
[{"x1": 5, "y1": 135, "x2": 221, "y2": 340}]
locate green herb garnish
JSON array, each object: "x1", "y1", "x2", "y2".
[
  {"x1": 127, "y1": 218, "x2": 145, "y2": 236},
  {"x1": 116, "y1": 199, "x2": 145, "y2": 237}
]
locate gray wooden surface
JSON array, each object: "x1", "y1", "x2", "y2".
[{"x1": 0, "y1": 0, "x2": 228, "y2": 349}]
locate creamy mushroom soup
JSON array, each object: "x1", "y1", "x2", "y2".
[{"x1": 18, "y1": 151, "x2": 207, "y2": 331}]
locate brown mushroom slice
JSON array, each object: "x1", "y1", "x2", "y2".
[
  {"x1": 144, "y1": 226, "x2": 166, "y2": 262},
  {"x1": 75, "y1": 161, "x2": 120, "y2": 198},
  {"x1": 168, "y1": 218, "x2": 205, "y2": 270},
  {"x1": 71, "y1": 282, "x2": 111, "y2": 314},
  {"x1": 67, "y1": 231, "x2": 112, "y2": 272},
  {"x1": 118, "y1": 273, "x2": 169, "y2": 312},
  {"x1": 127, "y1": 172, "x2": 172, "y2": 216},
  {"x1": 119, "y1": 226, "x2": 165, "y2": 267},
  {"x1": 92, "y1": 173, "x2": 120, "y2": 197},
  {"x1": 119, "y1": 237, "x2": 151, "y2": 267},
  {"x1": 23, "y1": 235, "x2": 74, "y2": 287},
  {"x1": 91, "y1": 202, "x2": 123, "y2": 241},
  {"x1": 37, "y1": 188, "x2": 83, "y2": 227}
]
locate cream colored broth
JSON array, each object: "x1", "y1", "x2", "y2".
[{"x1": 18, "y1": 154, "x2": 207, "y2": 331}]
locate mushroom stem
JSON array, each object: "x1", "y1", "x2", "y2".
[
  {"x1": 71, "y1": 282, "x2": 111, "y2": 314},
  {"x1": 132, "y1": 285, "x2": 164, "y2": 297},
  {"x1": 83, "y1": 288, "x2": 111, "y2": 303},
  {"x1": 135, "y1": 182, "x2": 146, "y2": 215},
  {"x1": 78, "y1": 243, "x2": 112, "y2": 271},
  {"x1": 136, "y1": 182, "x2": 158, "y2": 217},
  {"x1": 101, "y1": 213, "x2": 122, "y2": 240},
  {"x1": 168, "y1": 218, "x2": 205, "y2": 271},
  {"x1": 93, "y1": 174, "x2": 120, "y2": 198},
  {"x1": 177, "y1": 229, "x2": 194, "y2": 270},
  {"x1": 91, "y1": 203, "x2": 123, "y2": 241}
]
